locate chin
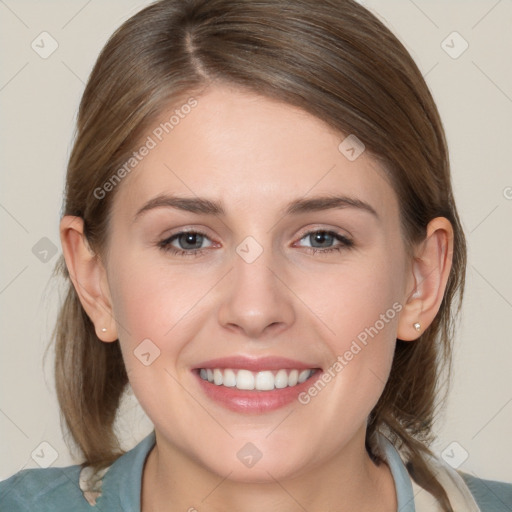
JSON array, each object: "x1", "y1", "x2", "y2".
[{"x1": 198, "y1": 446, "x2": 315, "y2": 484}]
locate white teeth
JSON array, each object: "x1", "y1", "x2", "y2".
[
  {"x1": 223, "y1": 369, "x2": 237, "y2": 387},
  {"x1": 255, "y1": 371, "x2": 274, "y2": 391},
  {"x1": 199, "y1": 367, "x2": 314, "y2": 390},
  {"x1": 213, "y1": 369, "x2": 223, "y2": 385},
  {"x1": 236, "y1": 369, "x2": 255, "y2": 390},
  {"x1": 298, "y1": 369, "x2": 310, "y2": 383},
  {"x1": 274, "y1": 369, "x2": 288, "y2": 389},
  {"x1": 288, "y1": 369, "x2": 298, "y2": 386}
]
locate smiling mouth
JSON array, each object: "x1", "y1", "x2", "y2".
[{"x1": 198, "y1": 368, "x2": 318, "y2": 391}]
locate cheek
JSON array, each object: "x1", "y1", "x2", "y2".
[
  {"x1": 108, "y1": 251, "x2": 210, "y2": 339},
  {"x1": 107, "y1": 251, "x2": 225, "y2": 390},
  {"x1": 106, "y1": 256, "x2": 204, "y2": 410},
  {"x1": 295, "y1": 250, "x2": 404, "y2": 410},
  {"x1": 298, "y1": 250, "x2": 404, "y2": 347}
]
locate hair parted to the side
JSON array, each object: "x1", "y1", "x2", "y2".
[{"x1": 51, "y1": 1, "x2": 466, "y2": 509}]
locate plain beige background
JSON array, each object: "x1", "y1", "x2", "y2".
[{"x1": 1, "y1": 0, "x2": 511, "y2": 484}]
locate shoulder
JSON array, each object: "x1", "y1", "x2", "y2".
[
  {"x1": 0, "y1": 431, "x2": 156, "y2": 512},
  {"x1": 457, "y1": 471, "x2": 512, "y2": 511},
  {"x1": 0, "y1": 465, "x2": 93, "y2": 511}
]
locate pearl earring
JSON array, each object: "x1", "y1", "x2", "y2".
[
  {"x1": 101, "y1": 328, "x2": 107, "y2": 333},
  {"x1": 413, "y1": 322, "x2": 421, "y2": 332}
]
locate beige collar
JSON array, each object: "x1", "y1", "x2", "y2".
[{"x1": 410, "y1": 452, "x2": 481, "y2": 511}]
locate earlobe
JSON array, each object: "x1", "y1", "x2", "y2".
[
  {"x1": 59, "y1": 215, "x2": 118, "y2": 342},
  {"x1": 397, "y1": 217, "x2": 454, "y2": 341}
]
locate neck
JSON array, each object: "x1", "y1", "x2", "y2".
[{"x1": 141, "y1": 428, "x2": 397, "y2": 512}]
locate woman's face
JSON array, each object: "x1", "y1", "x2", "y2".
[{"x1": 104, "y1": 84, "x2": 412, "y2": 481}]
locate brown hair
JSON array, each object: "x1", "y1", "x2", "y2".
[{"x1": 51, "y1": 0, "x2": 466, "y2": 509}]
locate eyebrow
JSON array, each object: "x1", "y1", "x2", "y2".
[{"x1": 133, "y1": 193, "x2": 379, "y2": 222}]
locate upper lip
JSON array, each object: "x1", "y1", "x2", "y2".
[{"x1": 194, "y1": 356, "x2": 320, "y2": 372}]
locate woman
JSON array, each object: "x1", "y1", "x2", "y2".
[{"x1": 1, "y1": 0, "x2": 511, "y2": 510}]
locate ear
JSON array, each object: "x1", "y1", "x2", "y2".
[
  {"x1": 397, "y1": 217, "x2": 454, "y2": 341},
  {"x1": 59, "y1": 215, "x2": 118, "y2": 342}
]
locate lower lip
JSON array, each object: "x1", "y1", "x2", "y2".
[{"x1": 193, "y1": 370, "x2": 323, "y2": 413}]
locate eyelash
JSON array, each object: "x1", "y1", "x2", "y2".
[{"x1": 157, "y1": 229, "x2": 354, "y2": 257}]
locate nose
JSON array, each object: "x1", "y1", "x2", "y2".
[{"x1": 217, "y1": 245, "x2": 296, "y2": 340}]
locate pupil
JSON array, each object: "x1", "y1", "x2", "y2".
[
  {"x1": 177, "y1": 233, "x2": 334, "y2": 250},
  {"x1": 181, "y1": 233, "x2": 202, "y2": 249},
  {"x1": 312, "y1": 232, "x2": 332, "y2": 247}
]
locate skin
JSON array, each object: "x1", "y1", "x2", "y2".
[{"x1": 61, "y1": 84, "x2": 453, "y2": 512}]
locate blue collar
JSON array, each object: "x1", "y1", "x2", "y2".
[
  {"x1": 98, "y1": 429, "x2": 156, "y2": 511},
  {"x1": 376, "y1": 432, "x2": 416, "y2": 511}
]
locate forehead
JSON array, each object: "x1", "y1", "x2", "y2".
[{"x1": 112, "y1": 85, "x2": 398, "y2": 222}]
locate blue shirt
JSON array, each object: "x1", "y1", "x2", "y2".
[{"x1": 1, "y1": 430, "x2": 511, "y2": 511}]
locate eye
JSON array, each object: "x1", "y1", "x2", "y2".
[
  {"x1": 157, "y1": 228, "x2": 353, "y2": 258},
  {"x1": 295, "y1": 229, "x2": 353, "y2": 254},
  {"x1": 158, "y1": 230, "x2": 214, "y2": 256}
]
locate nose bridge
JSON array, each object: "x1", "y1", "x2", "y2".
[{"x1": 217, "y1": 236, "x2": 295, "y2": 337}]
